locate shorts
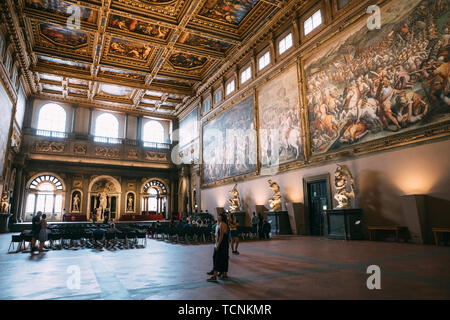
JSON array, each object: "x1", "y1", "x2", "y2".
[
  {"x1": 32, "y1": 231, "x2": 39, "y2": 239},
  {"x1": 230, "y1": 230, "x2": 238, "y2": 238}
]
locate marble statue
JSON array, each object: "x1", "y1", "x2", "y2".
[
  {"x1": 227, "y1": 184, "x2": 241, "y2": 212},
  {"x1": 334, "y1": 164, "x2": 355, "y2": 209},
  {"x1": 99, "y1": 190, "x2": 108, "y2": 212},
  {"x1": 128, "y1": 195, "x2": 134, "y2": 211},
  {"x1": 0, "y1": 192, "x2": 9, "y2": 213},
  {"x1": 72, "y1": 193, "x2": 80, "y2": 212},
  {"x1": 268, "y1": 180, "x2": 282, "y2": 211}
]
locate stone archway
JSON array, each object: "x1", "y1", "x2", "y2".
[{"x1": 88, "y1": 175, "x2": 121, "y2": 221}]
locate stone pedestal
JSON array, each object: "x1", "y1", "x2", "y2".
[
  {"x1": 399, "y1": 195, "x2": 430, "y2": 244},
  {"x1": 0, "y1": 214, "x2": 12, "y2": 233},
  {"x1": 286, "y1": 202, "x2": 306, "y2": 235},
  {"x1": 265, "y1": 211, "x2": 292, "y2": 235},
  {"x1": 325, "y1": 209, "x2": 363, "y2": 240}
]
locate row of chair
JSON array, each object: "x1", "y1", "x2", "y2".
[
  {"x1": 8, "y1": 227, "x2": 147, "y2": 253},
  {"x1": 150, "y1": 225, "x2": 259, "y2": 244}
]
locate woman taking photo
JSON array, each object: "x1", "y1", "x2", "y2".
[{"x1": 207, "y1": 212, "x2": 229, "y2": 282}]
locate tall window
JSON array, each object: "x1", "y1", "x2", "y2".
[
  {"x1": 143, "y1": 120, "x2": 165, "y2": 146},
  {"x1": 226, "y1": 79, "x2": 235, "y2": 95},
  {"x1": 25, "y1": 174, "x2": 63, "y2": 221},
  {"x1": 214, "y1": 90, "x2": 222, "y2": 105},
  {"x1": 240, "y1": 66, "x2": 252, "y2": 84},
  {"x1": 258, "y1": 51, "x2": 271, "y2": 71},
  {"x1": 304, "y1": 9, "x2": 322, "y2": 36},
  {"x1": 37, "y1": 103, "x2": 67, "y2": 137},
  {"x1": 279, "y1": 33, "x2": 293, "y2": 55},
  {"x1": 94, "y1": 113, "x2": 119, "y2": 143},
  {"x1": 203, "y1": 98, "x2": 211, "y2": 114}
]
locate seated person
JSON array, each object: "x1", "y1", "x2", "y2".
[{"x1": 92, "y1": 224, "x2": 105, "y2": 246}]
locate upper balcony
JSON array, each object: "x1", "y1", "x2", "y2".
[{"x1": 21, "y1": 128, "x2": 174, "y2": 169}]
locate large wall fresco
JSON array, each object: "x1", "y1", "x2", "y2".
[
  {"x1": 258, "y1": 65, "x2": 303, "y2": 168},
  {"x1": 305, "y1": 0, "x2": 450, "y2": 155},
  {"x1": 202, "y1": 96, "x2": 256, "y2": 184},
  {"x1": 0, "y1": 82, "x2": 12, "y2": 177},
  {"x1": 179, "y1": 106, "x2": 199, "y2": 148},
  {"x1": 199, "y1": 0, "x2": 259, "y2": 25}
]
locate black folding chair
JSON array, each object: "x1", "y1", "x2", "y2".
[{"x1": 8, "y1": 234, "x2": 23, "y2": 253}]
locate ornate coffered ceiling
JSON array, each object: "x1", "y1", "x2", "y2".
[{"x1": 10, "y1": 0, "x2": 282, "y2": 116}]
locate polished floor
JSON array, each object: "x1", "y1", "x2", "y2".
[{"x1": 0, "y1": 233, "x2": 449, "y2": 300}]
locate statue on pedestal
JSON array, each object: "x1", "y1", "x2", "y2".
[
  {"x1": 334, "y1": 164, "x2": 355, "y2": 209},
  {"x1": 227, "y1": 184, "x2": 241, "y2": 212},
  {"x1": 0, "y1": 192, "x2": 9, "y2": 213},
  {"x1": 268, "y1": 180, "x2": 282, "y2": 211},
  {"x1": 127, "y1": 194, "x2": 134, "y2": 211},
  {"x1": 72, "y1": 193, "x2": 80, "y2": 212}
]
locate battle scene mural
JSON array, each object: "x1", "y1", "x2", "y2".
[
  {"x1": 108, "y1": 15, "x2": 171, "y2": 40},
  {"x1": 169, "y1": 52, "x2": 207, "y2": 69},
  {"x1": 199, "y1": 0, "x2": 259, "y2": 25},
  {"x1": 109, "y1": 38, "x2": 153, "y2": 60},
  {"x1": 305, "y1": 0, "x2": 449, "y2": 155},
  {"x1": 258, "y1": 65, "x2": 303, "y2": 167},
  {"x1": 203, "y1": 96, "x2": 256, "y2": 184},
  {"x1": 0, "y1": 83, "x2": 12, "y2": 177},
  {"x1": 25, "y1": 0, "x2": 98, "y2": 23},
  {"x1": 39, "y1": 23, "x2": 88, "y2": 48},
  {"x1": 177, "y1": 32, "x2": 232, "y2": 53}
]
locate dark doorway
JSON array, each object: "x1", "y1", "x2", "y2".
[{"x1": 303, "y1": 175, "x2": 332, "y2": 236}]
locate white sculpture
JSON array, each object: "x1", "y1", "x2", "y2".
[{"x1": 334, "y1": 164, "x2": 355, "y2": 209}]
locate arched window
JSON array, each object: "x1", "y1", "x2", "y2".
[
  {"x1": 25, "y1": 174, "x2": 64, "y2": 221},
  {"x1": 94, "y1": 113, "x2": 120, "y2": 143},
  {"x1": 141, "y1": 179, "x2": 168, "y2": 214},
  {"x1": 37, "y1": 103, "x2": 67, "y2": 136},
  {"x1": 143, "y1": 120, "x2": 165, "y2": 145}
]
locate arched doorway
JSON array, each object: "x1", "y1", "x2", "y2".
[
  {"x1": 23, "y1": 173, "x2": 66, "y2": 222},
  {"x1": 141, "y1": 179, "x2": 168, "y2": 218},
  {"x1": 88, "y1": 176, "x2": 121, "y2": 221}
]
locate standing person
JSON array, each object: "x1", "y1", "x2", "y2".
[
  {"x1": 31, "y1": 211, "x2": 42, "y2": 254},
  {"x1": 257, "y1": 213, "x2": 264, "y2": 239},
  {"x1": 62, "y1": 208, "x2": 66, "y2": 222},
  {"x1": 228, "y1": 212, "x2": 240, "y2": 255},
  {"x1": 38, "y1": 214, "x2": 48, "y2": 253},
  {"x1": 251, "y1": 212, "x2": 258, "y2": 234},
  {"x1": 207, "y1": 213, "x2": 229, "y2": 282}
]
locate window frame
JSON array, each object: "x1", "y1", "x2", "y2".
[
  {"x1": 301, "y1": 5, "x2": 325, "y2": 39},
  {"x1": 37, "y1": 103, "x2": 67, "y2": 135},
  {"x1": 278, "y1": 32, "x2": 293, "y2": 56},
  {"x1": 142, "y1": 119, "x2": 166, "y2": 144},
  {"x1": 258, "y1": 50, "x2": 271, "y2": 72},
  {"x1": 240, "y1": 65, "x2": 252, "y2": 85},
  {"x1": 225, "y1": 78, "x2": 235, "y2": 96}
]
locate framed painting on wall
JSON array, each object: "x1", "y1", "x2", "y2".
[
  {"x1": 258, "y1": 63, "x2": 305, "y2": 172},
  {"x1": 302, "y1": 0, "x2": 450, "y2": 158},
  {"x1": 0, "y1": 82, "x2": 13, "y2": 178},
  {"x1": 202, "y1": 94, "x2": 257, "y2": 185}
]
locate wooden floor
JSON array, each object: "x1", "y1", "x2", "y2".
[{"x1": 0, "y1": 233, "x2": 449, "y2": 300}]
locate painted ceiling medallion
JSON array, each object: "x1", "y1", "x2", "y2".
[
  {"x1": 198, "y1": 0, "x2": 260, "y2": 25},
  {"x1": 168, "y1": 53, "x2": 207, "y2": 69},
  {"x1": 177, "y1": 32, "x2": 232, "y2": 53},
  {"x1": 25, "y1": 0, "x2": 98, "y2": 23},
  {"x1": 140, "y1": 0, "x2": 177, "y2": 5},
  {"x1": 100, "y1": 84, "x2": 133, "y2": 96},
  {"x1": 109, "y1": 38, "x2": 153, "y2": 60},
  {"x1": 40, "y1": 23, "x2": 88, "y2": 48},
  {"x1": 109, "y1": 15, "x2": 171, "y2": 40}
]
